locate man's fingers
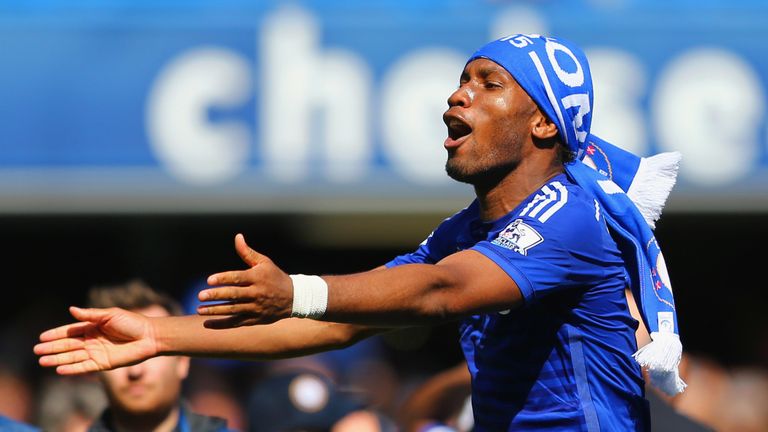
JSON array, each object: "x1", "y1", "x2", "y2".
[
  {"x1": 197, "y1": 300, "x2": 251, "y2": 316},
  {"x1": 56, "y1": 360, "x2": 100, "y2": 376},
  {"x1": 69, "y1": 306, "x2": 113, "y2": 323},
  {"x1": 235, "y1": 233, "x2": 266, "y2": 267},
  {"x1": 38, "y1": 322, "x2": 90, "y2": 342},
  {"x1": 199, "y1": 285, "x2": 253, "y2": 302},
  {"x1": 38, "y1": 349, "x2": 91, "y2": 368},
  {"x1": 38, "y1": 306, "x2": 111, "y2": 342},
  {"x1": 34, "y1": 338, "x2": 85, "y2": 356},
  {"x1": 206, "y1": 270, "x2": 252, "y2": 287}
]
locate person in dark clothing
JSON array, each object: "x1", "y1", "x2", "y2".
[{"x1": 84, "y1": 280, "x2": 232, "y2": 432}]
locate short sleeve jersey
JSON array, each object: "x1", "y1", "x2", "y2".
[{"x1": 387, "y1": 173, "x2": 649, "y2": 432}]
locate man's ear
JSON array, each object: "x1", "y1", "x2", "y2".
[{"x1": 531, "y1": 113, "x2": 558, "y2": 140}]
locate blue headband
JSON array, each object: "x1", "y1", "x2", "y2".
[
  {"x1": 470, "y1": 34, "x2": 593, "y2": 158},
  {"x1": 471, "y1": 34, "x2": 686, "y2": 395}
]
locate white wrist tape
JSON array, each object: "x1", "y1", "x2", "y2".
[{"x1": 289, "y1": 274, "x2": 328, "y2": 319}]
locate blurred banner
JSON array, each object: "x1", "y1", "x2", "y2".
[{"x1": 1, "y1": 0, "x2": 766, "y2": 213}]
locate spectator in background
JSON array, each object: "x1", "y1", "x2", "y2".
[
  {"x1": 642, "y1": 349, "x2": 768, "y2": 432},
  {"x1": 0, "y1": 415, "x2": 39, "y2": 432},
  {"x1": 399, "y1": 362, "x2": 473, "y2": 432},
  {"x1": 184, "y1": 364, "x2": 247, "y2": 432},
  {"x1": 0, "y1": 364, "x2": 35, "y2": 426},
  {"x1": 36, "y1": 376, "x2": 107, "y2": 432},
  {"x1": 85, "y1": 280, "x2": 232, "y2": 432},
  {"x1": 246, "y1": 367, "x2": 396, "y2": 432}
]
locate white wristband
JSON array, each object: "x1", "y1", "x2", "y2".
[{"x1": 289, "y1": 274, "x2": 328, "y2": 319}]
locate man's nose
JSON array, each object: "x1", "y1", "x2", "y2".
[
  {"x1": 447, "y1": 85, "x2": 472, "y2": 108},
  {"x1": 126, "y1": 363, "x2": 144, "y2": 380}
]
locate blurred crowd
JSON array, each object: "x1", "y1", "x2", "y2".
[{"x1": 1, "y1": 280, "x2": 767, "y2": 432}]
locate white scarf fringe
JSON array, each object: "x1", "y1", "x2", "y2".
[
  {"x1": 625, "y1": 152, "x2": 687, "y2": 395},
  {"x1": 633, "y1": 332, "x2": 687, "y2": 395},
  {"x1": 627, "y1": 151, "x2": 682, "y2": 229}
]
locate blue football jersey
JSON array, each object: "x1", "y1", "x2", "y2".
[{"x1": 387, "y1": 173, "x2": 649, "y2": 431}]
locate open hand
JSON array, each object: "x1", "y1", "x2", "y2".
[
  {"x1": 34, "y1": 306, "x2": 158, "y2": 375},
  {"x1": 198, "y1": 233, "x2": 294, "y2": 328}
]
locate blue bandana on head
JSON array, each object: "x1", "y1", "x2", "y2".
[{"x1": 470, "y1": 34, "x2": 686, "y2": 395}]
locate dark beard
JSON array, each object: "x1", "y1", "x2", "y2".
[{"x1": 445, "y1": 158, "x2": 518, "y2": 189}]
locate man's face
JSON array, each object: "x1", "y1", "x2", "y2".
[
  {"x1": 99, "y1": 305, "x2": 189, "y2": 416},
  {"x1": 443, "y1": 58, "x2": 539, "y2": 186}
]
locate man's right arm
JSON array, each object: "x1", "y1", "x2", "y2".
[
  {"x1": 167, "y1": 266, "x2": 392, "y2": 359},
  {"x1": 35, "y1": 305, "x2": 386, "y2": 375},
  {"x1": 157, "y1": 314, "x2": 383, "y2": 360}
]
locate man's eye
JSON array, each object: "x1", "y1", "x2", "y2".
[{"x1": 485, "y1": 82, "x2": 503, "y2": 89}]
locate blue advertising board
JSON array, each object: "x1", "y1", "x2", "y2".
[{"x1": 1, "y1": 1, "x2": 767, "y2": 212}]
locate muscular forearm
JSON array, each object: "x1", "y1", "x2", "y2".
[
  {"x1": 199, "y1": 243, "x2": 520, "y2": 329},
  {"x1": 154, "y1": 315, "x2": 383, "y2": 360},
  {"x1": 323, "y1": 265, "x2": 454, "y2": 325},
  {"x1": 321, "y1": 250, "x2": 520, "y2": 326}
]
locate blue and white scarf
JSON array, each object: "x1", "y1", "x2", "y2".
[{"x1": 470, "y1": 34, "x2": 686, "y2": 395}]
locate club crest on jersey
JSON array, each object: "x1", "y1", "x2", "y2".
[{"x1": 491, "y1": 219, "x2": 543, "y2": 255}]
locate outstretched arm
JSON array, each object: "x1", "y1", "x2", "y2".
[
  {"x1": 199, "y1": 234, "x2": 523, "y2": 327},
  {"x1": 35, "y1": 232, "x2": 521, "y2": 374},
  {"x1": 35, "y1": 307, "x2": 382, "y2": 375}
]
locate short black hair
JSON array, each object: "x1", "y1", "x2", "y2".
[{"x1": 558, "y1": 143, "x2": 576, "y2": 164}]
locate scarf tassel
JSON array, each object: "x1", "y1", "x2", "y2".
[
  {"x1": 633, "y1": 332, "x2": 687, "y2": 396},
  {"x1": 627, "y1": 151, "x2": 682, "y2": 229}
]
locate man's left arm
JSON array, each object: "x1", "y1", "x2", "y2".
[{"x1": 198, "y1": 234, "x2": 523, "y2": 328}]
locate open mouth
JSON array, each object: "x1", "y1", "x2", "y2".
[{"x1": 447, "y1": 117, "x2": 472, "y2": 141}]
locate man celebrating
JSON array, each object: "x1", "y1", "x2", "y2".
[{"x1": 36, "y1": 34, "x2": 684, "y2": 431}]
